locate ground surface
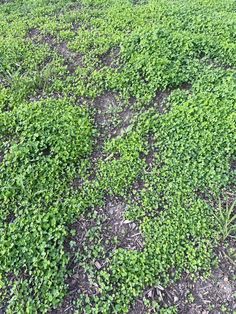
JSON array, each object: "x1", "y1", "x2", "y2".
[{"x1": 0, "y1": 0, "x2": 236, "y2": 313}]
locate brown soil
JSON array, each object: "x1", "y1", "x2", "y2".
[
  {"x1": 100, "y1": 47, "x2": 120, "y2": 68},
  {"x1": 102, "y1": 199, "x2": 144, "y2": 251},
  {"x1": 94, "y1": 92, "x2": 136, "y2": 142},
  {"x1": 129, "y1": 241, "x2": 236, "y2": 314},
  {"x1": 0, "y1": 77, "x2": 10, "y2": 88},
  {"x1": 53, "y1": 198, "x2": 143, "y2": 314},
  {"x1": 52, "y1": 219, "x2": 99, "y2": 314},
  {"x1": 28, "y1": 29, "x2": 83, "y2": 73},
  {"x1": 152, "y1": 90, "x2": 171, "y2": 114},
  {"x1": 0, "y1": 151, "x2": 4, "y2": 163}
]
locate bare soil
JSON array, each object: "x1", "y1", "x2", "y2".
[
  {"x1": 129, "y1": 242, "x2": 236, "y2": 314},
  {"x1": 28, "y1": 28, "x2": 83, "y2": 73}
]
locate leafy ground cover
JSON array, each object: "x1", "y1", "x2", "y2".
[{"x1": 0, "y1": 0, "x2": 236, "y2": 313}]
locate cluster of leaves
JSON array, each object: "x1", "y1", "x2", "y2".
[
  {"x1": 57, "y1": 0, "x2": 236, "y2": 101},
  {"x1": 0, "y1": 0, "x2": 236, "y2": 313},
  {"x1": 0, "y1": 99, "x2": 94, "y2": 312}
]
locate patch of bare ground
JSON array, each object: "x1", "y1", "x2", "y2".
[
  {"x1": 102, "y1": 199, "x2": 144, "y2": 251},
  {"x1": 129, "y1": 241, "x2": 236, "y2": 313},
  {"x1": 71, "y1": 22, "x2": 81, "y2": 32},
  {"x1": 51, "y1": 269, "x2": 96, "y2": 314},
  {"x1": 132, "y1": 0, "x2": 148, "y2": 4},
  {"x1": 71, "y1": 94, "x2": 136, "y2": 192},
  {"x1": 72, "y1": 199, "x2": 144, "y2": 260},
  {"x1": 231, "y1": 160, "x2": 236, "y2": 172},
  {"x1": 221, "y1": 184, "x2": 236, "y2": 206},
  {"x1": 90, "y1": 93, "x2": 136, "y2": 181},
  {"x1": 196, "y1": 181, "x2": 236, "y2": 213},
  {"x1": 200, "y1": 58, "x2": 236, "y2": 72},
  {"x1": 150, "y1": 90, "x2": 171, "y2": 114},
  {"x1": 0, "y1": 0, "x2": 12, "y2": 3},
  {"x1": 28, "y1": 29, "x2": 83, "y2": 73},
  {"x1": 54, "y1": 199, "x2": 143, "y2": 313},
  {"x1": 94, "y1": 92, "x2": 119, "y2": 134},
  {"x1": 100, "y1": 47, "x2": 120, "y2": 68},
  {"x1": 151, "y1": 82, "x2": 192, "y2": 115},
  {"x1": 128, "y1": 135, "x2": 158, "y2": 212},
  {"x1": 28, "y1": 28, "x2": 41, "y2": 38},
  {"x1": 0, "y1": 150, "x2": 5, "y2": 163},
  {"x1": 164, "y1": 245, "x2": 236, "y2": 314},
  {"x1": 51, "y1": 219, "x2": 99, "y2": 314},
  {"x1": 94, "y1": 92, "x2": 135, "y2": 140},
  {"x1": 65, "y1": 2, "x2": 82, "y2": 12},
  {"x1": 0, "y1": 77, "x2": 10, "y2": 88}
]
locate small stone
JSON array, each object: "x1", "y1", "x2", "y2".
[{"x1": 95, "y1": 261, "x2": 102, "y2": 270}]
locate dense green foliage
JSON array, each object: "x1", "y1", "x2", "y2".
[{"x1": 0, "y1": 0, "x2": 235, "y2": 313}]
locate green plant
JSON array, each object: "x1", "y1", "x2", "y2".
[{"x1": 214, "y1": 199, "x2": 236, "y2": 241}]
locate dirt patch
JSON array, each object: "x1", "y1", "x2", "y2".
[
  {"x1": 128, "y1": 239, "x2": 236, "y2": 314},
  {"x1": 71, "y1": 177, "x2": 84, "y2": 190},
  {"x1": 70, "y1": 93, "x2": 136, "y2": 192},
  {"x1": 66, "y1": 2, "x2": 83, "y2": 12},
  {"x1": 132, "y1": 0, "x2": 148, "y2": 5},
  {"x1": 0, "y1": 151, "x2": 4, "y2": 163},
  {"x1": 197, "y1": 180, "x2": 236, "y2": 213},
  {"x1": 0, "y1": 77, "x2": 10, "y2": 88},
  {"x1": 0, "y1": 306, "x2": 6, "y2": 313},
  {"x1": 55, "y1": 199, "x2": 144, "y2": 313},
  {"x1": 90, "y1": 93, "x2": 119, "y2": 172},
  {"x1": 5, "y1": 212, "x2": 15, "y2": 224},
  {"x1": 115, "y1": 106, "x2": 135, "y2": 137},
  {"x1": 221, "y1": 185, "x2": 236, "y2": 205},
  {"x1": 164, "y1": 255, "x2": 236, "y2": 313},
  {"x1": 51, "y1": 268, "x2": 96, "y2": 314},
  {"x1": 94, "y1": 92, "x2": 136, "y2": 140},
  {"x1": 28, "y1": 91, "x2": 63, "y2": 103},
  {"x1": 102, "y1": 199, "x2": 144, "y2": 251},
  {"x1": 71, "y1": 199, "x2": 144, "y2": 257},
  {"x1": 57, "y1": 42, "x2": 83, "y2": 72},
  {"x1": 231, "y1": 160, "x2": 236, "y2": 172},
  {"x1": 71, "y1": 22, "x2": 81, "y2": 32},
  {"x1": 200, "y1": 58, "x2": 236, "y2": 72},
  {"x1": 28, "y1": 29, "x2": 83, "y2": 73},
  {"x1": 65, "y1": 218, "x2": 97, "y2": 255},
  {"x1": 100, "y1": 47, "x2": 120, "y2": 68},
  {"x1": 94, "y1": 92, "x2": 119, "y2": 128},
  {"x1": 28, "y1": 28, "x2": 41, "y2": 38},
  {"x1": 178, "y1": 82, "x2": 192, "y2": 91},
  {"x1": 85, "y1": 92, "x2": 136, "y2": 184},
  {"x1": 0, "y1": 0, "x2": 13, "y2": 4},
  {"x1": 152, "y1": 90, "x2": 171, "y2": 114},
  {"x1": 52, "y1": 219, "x2": 99, "y2": 314},
  {"x1": 151, "y1": 83, "x2": 192, "y2": 115},
  {"x1": 129, "y1": 300, "x2": 146, "y2": 314},
  {"x1": 129, "y1": 283, "x2": 169, "y2": 314}
]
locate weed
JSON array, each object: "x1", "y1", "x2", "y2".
[{"x1": 214, "y1": 199, "x2": 236, "y2": 241}]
